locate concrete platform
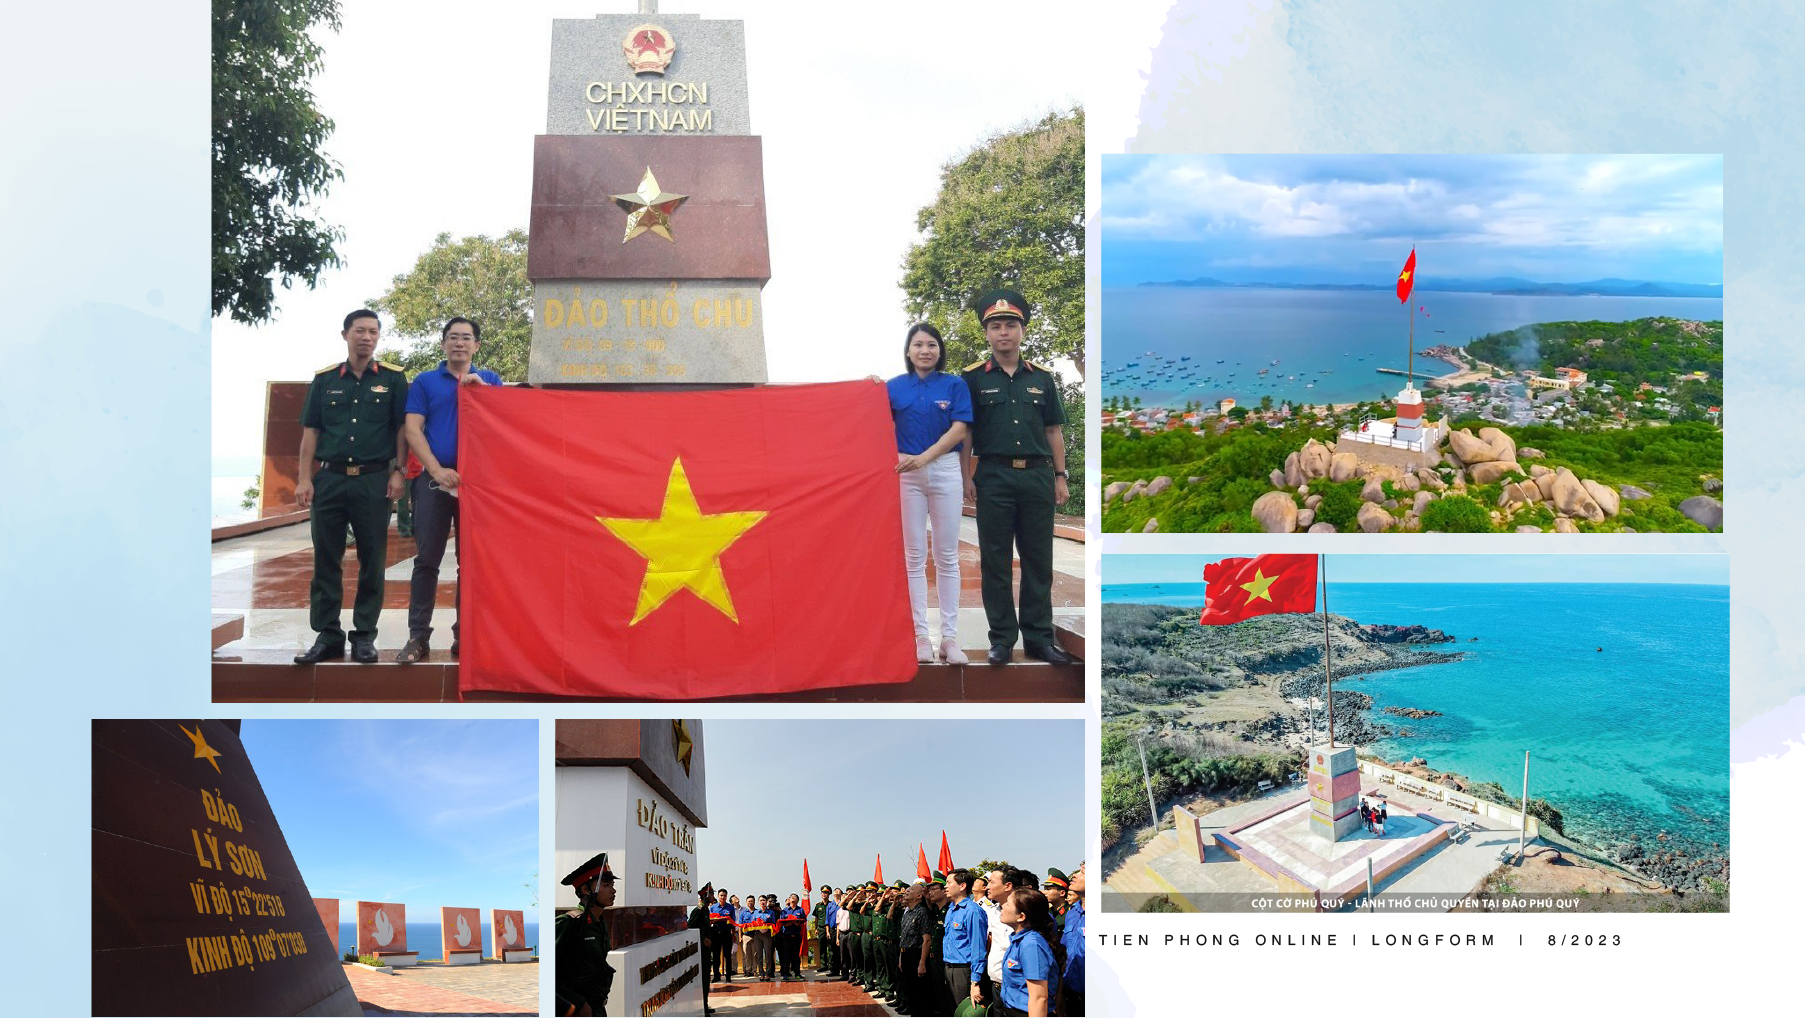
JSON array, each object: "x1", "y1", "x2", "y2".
[{"x1": 212, "y1": 516, "x2": 1082, "y2": 702}]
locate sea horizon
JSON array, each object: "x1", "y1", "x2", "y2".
[
  {"x1": 335, "y1": 920, "x2": 540, "y2": 962},
  {"x1": 1103, "y1": 581, "x2": 1729, "y2": 855},
  {"x1": 1101, "y1": 287, "x2": 1724, "y2": 408}
]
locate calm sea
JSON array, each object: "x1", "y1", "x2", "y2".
[
  {"x1": 1103, "y1": 582, "x2": 1729, "y2": 851},
  {"x1": 1100, "y1": 287, "x2": 1724, "y2": 407},
  {"x1": 336, "y1": 921, "x2": 540, "y2": 961}
]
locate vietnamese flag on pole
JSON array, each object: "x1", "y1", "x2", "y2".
[
  {"x1": 1396, "y1": 248, "x2": 1417, "y2": 303},
  {"x1": 803, "y1": 859, "x2": 812, "y2": 895},
  {"x1": 874, "y1": 854, "x2": 883, "y2": 885},
  {"x1": 457, "y1": 382, "x2": 916, "y2": 698},
  {"x1": 938, "y1": 831, "x2": 954, "y2": 874},
  {"x1": 1198, "y1": 555, "x2": 1318, "y2": 625},
  {"x1": 916, "y1": 844, "x2": 931, "y2": 881}
]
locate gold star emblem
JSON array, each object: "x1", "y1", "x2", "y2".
[
  {"x1": 611, "y1": 167, "x2": 689, "y2": 243},
  {"x1": 672, "y1": 720, "x2": 695, "y2": 775},
  {"x1": 179, "y1": 723, "x2": 223, "y2": 773},
  {"x1": 1239, "y1": 568, "x2": 1278, "y2": 604},
  {"x1": 1398, "y1": 268, "x2": 1412, "y2": 282},
  {"x1": 597, "y1": 459, "x2": 767, "y2": 624}
]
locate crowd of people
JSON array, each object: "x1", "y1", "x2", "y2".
[
  {"x1": 700, "y1": 863, "x2": 1085, "y2": 1017},
  {"x1": 291, "y1": 289, "x2": 1075, "y2": 670}
]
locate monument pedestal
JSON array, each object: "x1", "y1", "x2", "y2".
[
  {"x1": 557, "y1": 721, "x2": 707, "y2": 1018},
  {"x1": 1308, "y1": 743, "x2": 1362, "y2": 841}
]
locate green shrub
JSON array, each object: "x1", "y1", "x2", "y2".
[
  {"x1": 1421, "y1": 495, "x2": 1494, "y2": 533},
  {"x1": 1139, "y1": 895, "x2": 1183, "y2": 913},
  {"x1": 1314, "y1": 480, "x2": 1362, "y2": 531}
]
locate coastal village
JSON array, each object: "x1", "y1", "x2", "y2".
[{"x1": 1100, "y1": 317, "x2": 1724, "y2": 534}]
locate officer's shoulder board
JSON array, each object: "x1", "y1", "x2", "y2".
[
  {"x1": 378, "y1": 359, "x2": 406, "y2": 373},
  {"x1": 962, "y1": 358, "x2": 989, "y2": 374},
  {"x1": 314, "y1": 362, "x2": 342, "y2": 376}
]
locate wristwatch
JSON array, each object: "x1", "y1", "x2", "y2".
[{"x1": 1054, "y1": 470, "x2": 1068, "y2": 478}]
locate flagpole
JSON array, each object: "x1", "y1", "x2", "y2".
[
  {"x1": 1406, "y1": 243, "x2": 1415, "y2": 391},
  {"x1": 1321, "y1": 554, "x2": 1333, "y2": 748}
]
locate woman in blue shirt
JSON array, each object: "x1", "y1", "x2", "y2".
[
  {"x1": 998, "y1": 887, "x2": 1059, "y2": 1017},
  {"x1": 887, "y1": 323, "x2": 974, "y2": 665}
]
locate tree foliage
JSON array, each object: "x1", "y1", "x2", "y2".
[
  {"x1": 371, "y1": 230, "x2": 533, "y2": 381},
  {"x1": 212, "y1": 0, "x2": 344, "y2": 324},
  {"x1": 901, "y1": 107, "x2": 1083, "y2": 374}
]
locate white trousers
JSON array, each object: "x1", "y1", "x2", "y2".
[{"x1": 900, "y1": 452, "x2": 964, "y2": 640}]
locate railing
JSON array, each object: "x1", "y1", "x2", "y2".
[{"x1": 1357, "y1": 759, "x2": 1539, "y2": 837}]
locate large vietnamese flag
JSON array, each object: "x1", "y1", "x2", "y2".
[
  {"x1": 1198, "y1": 554, "x2": 1317, "y2": 625},
  {"x1": 457, "y1": 381, "x2": 916, "y2": 698},
  {"x1": 1396, "y1": 248, "x2": 1417, "y2": 303}
]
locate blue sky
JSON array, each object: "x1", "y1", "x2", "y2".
[
  {"x1": 1104, "y1": 554, "x2": 1728, "y2": 586},
  {"x1": 242, "y1": 720, "x2": 538, "y2": 915},
  {"x1": 692, "y1": 721, "x2": 1082, "y2": 900},
  {"x1": 1100, "y1": 154, "x2": 1723, "y2": 286}
]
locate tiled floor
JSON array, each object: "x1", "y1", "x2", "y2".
[
  {"x1": 213, "y1": 518, "x2": 1083, "y2": 656},
  {"x1": 708, "y1": 970, "x2": 898, "y2": 1017},
  {"x1": 343, "y1": 960, "x2": 535, "y2": 1015}
]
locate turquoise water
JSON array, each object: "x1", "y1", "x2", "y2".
[
  {"x1": 1103, "y1": 582, "x2": 1729, "y2": 851},
  {"x1": 1100, "y1": 287, "x2": 1724, "y2": 408}
]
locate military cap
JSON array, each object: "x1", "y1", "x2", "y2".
[
  {"x1": 974, "y1": 288, "x2": 1031, "y2": 325},
  {"x1": 931, "y1": 870, "x2": 946, "y2": 886},
  {"x1": 561, "y1": 852, "x2": 617, "y2": 887},
  {"x1": 892, "y1": 880, "x2": 909, "y2": 890},
  {"x1": 1044, "y1": 868, "x2": 1069, "y2": 890}
]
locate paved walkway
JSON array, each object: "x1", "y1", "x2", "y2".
[
  {"x1": 345, "y1": 960, "x2": 537, "y2": 1016},
  {"x1": 707, "y1": 969, "x2": 897, "y2": 1017}
]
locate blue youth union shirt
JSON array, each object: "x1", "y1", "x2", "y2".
[
  {"x1": 1001, "y1": 929, "x2": 1057, "y2": 1012},
  {"x1": 1062, "y1": 900, "x2": 1085, "y2": 992},
  {"x1": 940, "y1": 896, "x2": 987, "y2": 965},
  {"x1": 887, "y1": 371, "x2": 973, "y2": 455},
  {"x1": 405, "y1": 361, "x2": 503, "y2": 467}
]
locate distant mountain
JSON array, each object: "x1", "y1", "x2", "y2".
[{"x1": 1138, "y1": 276, "x2": 1722, "y2": 298}]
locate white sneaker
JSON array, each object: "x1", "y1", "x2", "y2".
[
  {"x1": 916, "y1": 636, "x2": 937, "y2": 663},
  {"x1": 939, "y1": 639, "x2": 969, "y2": 665}
]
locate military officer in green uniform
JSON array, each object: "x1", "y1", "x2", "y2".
[
  {"x1": 294, "y1": 309, "x2": 409, "y2": 664},
  {"x1": 961, "y1": 289, "x2": 1075, "y2": 667},
  {"x1": 556, "y1": 852, "x2": 619, "y2": 1016}
]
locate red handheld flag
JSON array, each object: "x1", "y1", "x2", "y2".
[
  {"x1": 803, "y1": 858, "x2": 812, "y2": 894},
  {"x1": 938, "y1": 831, "x2": 953, "y2": 874},
  {"x1": 457, "y1": 382, "x2": 916, "y2": 698},
  {"x1": 917, "y1": 844, "x2": 931, "y2": 881},
  {"x1": 874, "y1": 854, "x2": 884, "y2": 885},
  {"x1": 1199, "y1": 554, "x2": 1318, "y2": 625},
  {"x1": 1396, "y1": 248, "x2": 1416, "y2": 303}
]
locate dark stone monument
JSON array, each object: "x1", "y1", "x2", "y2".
[
  {"x1": 528, "y1": 8, "x2": 771, "y2": 386},
  {"x1": 91, "y1": 720, "x2": 360, "y2": 1016}
]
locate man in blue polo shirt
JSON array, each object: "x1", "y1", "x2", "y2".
[
  {"x1": 395, "y1": 317, "x2": 503, "y2": 663},
  {"x1": 940, "y1": 868, "x2": 987, "y2": 1009},
  {"x1": 1061, "y1": 863, "x2": 1085, "y2": 1015}
]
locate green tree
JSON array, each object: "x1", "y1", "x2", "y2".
[
  {"x1": 901, "y1": 107, "x2": 1083, "y2": 374},
  {"x1": 212, "y1": 0, "x2": 345, "y2": 324},
  {"x1": 371, "y1": 230, "x2": 533, "y2": 381}
]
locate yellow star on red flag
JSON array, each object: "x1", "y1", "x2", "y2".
[
  {"x1": 1239, "y1": 569, "x2": 1278, "y2": 604},
  {"x1": 179, "y1": 723, "x2": 223, "y2": 773},
  {"x1": 597, "y1": 459, "x2": 767, "y2": 624}
]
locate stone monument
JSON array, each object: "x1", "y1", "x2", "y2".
[
  {"x1": 91, "y1": 720, "x2": 359, "y2": 1016},
  {"x1": 492, "y1": 907, "x2": 532, "y2": 962},
  {"x1": 556, "y1": 719, "x2": 707, "y2": 1017},
  {"x1": 441, "y1": 906, "x2": 483, "y2": 965},
  {"x1": 528, "y1": 9, "x2": 770, "y2": 385},
  {"x1": 1308, "y1": 743, "x2": 1362, "y2": 841},
  {"x1": 356, "y1": 900, "x2": 418, "y2": 966}
]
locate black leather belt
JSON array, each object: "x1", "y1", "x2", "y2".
[
  {"x1": 317, "y1": 458, "x2": 392, "y2": 476},
  {"x1": 988, "y1": 455, "x2": 1051, "y2": 468}
]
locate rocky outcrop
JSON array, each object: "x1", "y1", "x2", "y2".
[
  {"x1": 1361, "y1": 477, "x2": 1386, "y2": 503},
  {"x1": 1400, "y1": 472, "x2": 1421, "y2": 492},
  {"x1": 1270, "y1": 468, "x2": 1285, "y2": 488},
  {"x1": 1533, "y1": 472, "x2": 1556, "y2": 500},
  {"x1": 1469, "y1": 460, "x2": 1522, "y2": 485},
  {"x1": 1449, "y1": 428, "x2": 1498, "y2": 464},
  {"x1": 1679, "y1": 495, "x2": 1723, "y2": 531},
  {"x1": 1357, "y1": 502, "x2": 1392, "y2": 533},
  {"x1": 1581, "y1": 478, "x2": 1619, "y2": 517},
  {"x1": 1307, "y1": 522, "x2": 1338, "y2": 533},
  {"x1": 1304, "y1": 494, "x2": 1322, "y2": 509},
  {"x1": 1553, "y1": 517, "x2": 1579, "y2": 533},
  {"x1": 1529, "y1": 464, "x2": 1551, "y2": 478},
  {"x1": 1252, "y1": 491, "x2": 1298, "y2": 534},
  {"x1": 1284, "y1": 452, "x2": 1304, "y2": 488},
  {"x1": 1383, "y1": 706, "x2": 1443, "y2": 719},
  {"x1": 1415, "y1": 469, "x2": 1446, "y2": 491},
  {"x1": 1299, "y1": 439, "x2": 1332, "y2": 479},
  {"x1": 1142, "y1": 518, "x2": 1160, "y2": 533},
  {"x1": 1550, "y1": 467, "x2": 1605, "y2": 522},
  {"x1": 1478, "y1": 427, "x2": 1517, "y2": 464},
  {"x1": 1296, "y1": 509, "x2": 1315, "y2": 529},
  {"x1": 1702, "y1": 476, "x2": 1722, "y2": 493},
  {"x1": 1518, "y1": 447, "x2": 1544, "y2": 459},
  {"x1": 1412, "y1": 491, "x2": 1435, "y2": 516},
  {"x1": 1516, "y1": 525, "x2": 1543, "y2": 533},
  {"x1": 1145, "y1": 476, "x2": 1173, "y2": 498},
  {"x1": 1329, "y1": 452, "x2": 1360, "y2": 482},
  {"x1": 1621, "y1": 484, "x2": 1652, "y2": 501},
  {"x1": 1364, "y1": 624, "x2": 1456, "y2": 645},
  {"x1": 1123, "y1": 479, "x2": 1148, "y2": 502},
  {"x1": 1104, "y1": 480, "x2": 1128, "y2": 506}
]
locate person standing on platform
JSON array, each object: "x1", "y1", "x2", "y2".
[
  {"x1": 961, "y1": 289, "x2": 1073, "y2": 667},
  {"x1": 294, "y1": 309, "x2": 409, "y2": 664},
  {"x1": 707, "y1": 888, "x2": 734, "y2": 983},
  {"x1": 814, "y1": 886, "x2": 837, "y2": 975},
  {"x1": 1060, "y1": 864, "x2": 1086, "y2": 1016},
  {"x1": 996, "y1": 888, "x2": 1059, "y2": 1018},
  {"x1": 941, "y1": 869, "x2": 987, "y2": 1010},
  {"x1": 777, "y1": 893, "x2": 807, "y2": 980},
  {"x1": 555, "y1": 853, "x2": 618, "y2": 1017},
  {"x1": 689, "y1": 887, "x2": 716, "y2": 1016},
  {"x1": 889, "y1": 322, "x2": 975, "y2": 665},
  {"x1": 395, "y1": 316, "x2": 501, "y2": 663}
]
